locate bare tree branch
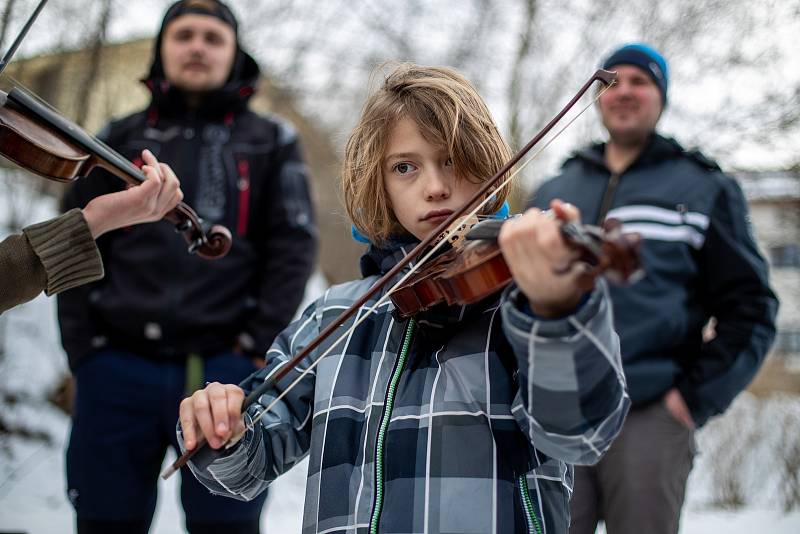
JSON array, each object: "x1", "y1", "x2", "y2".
[{"x1": 73, "y1": 0, "x2": 113, "y2": 127}]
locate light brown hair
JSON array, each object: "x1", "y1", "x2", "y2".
[{"x1": 341, "y1": 63, "x2": 512, "y2": 246}]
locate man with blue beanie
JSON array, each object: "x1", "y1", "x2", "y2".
[{"x1": 528, "y1": 44, "x2": 778, "y2": 533}]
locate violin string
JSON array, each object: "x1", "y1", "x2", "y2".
[{"x1": 227, "y1": 81, "x2": 612, "y2": 439}]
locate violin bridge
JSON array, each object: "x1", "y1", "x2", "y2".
[{"x1": 437, "y1": 215, "x2": 479, "y2": 248}]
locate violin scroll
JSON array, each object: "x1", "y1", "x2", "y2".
[
  {"x1": 195, "y1": 224, "x2": 233, "y2": 259},
  {"x1": 166, "y1": 206, "x2": 232, "y2": 259}
]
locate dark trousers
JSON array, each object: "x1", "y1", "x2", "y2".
[
  {"x1": 569, "y1": 400, "x2": 696, "y2": 534},
  {"x1": 67, "y1": 349, "x2": 268, "y2": 533}
]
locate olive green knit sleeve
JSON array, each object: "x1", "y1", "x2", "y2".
[
  {"x1": 0, "y1": 209, "x2": 103, "y2": 313},
  {"x1": 0, "y1": 228, "x2": 46, "y2": 314}
]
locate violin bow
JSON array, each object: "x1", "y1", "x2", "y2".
[
  {"x1": 162, "y1": 68, "x2": 618, "y2": 479},
  {"x1": 0, "y1": 0, "x2": 48, "y2": 77}
]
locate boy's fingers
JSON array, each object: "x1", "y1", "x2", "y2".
[
  {"x1": 179, "y1": 400, "x2": 198, "y2": 449},
  {"x1": 207, "y1": 383, "x2": 234, "y2": 441},
  {"x1": 191, "y1": 390, "x2": 220, "y2": 448},
  {"x1": 550, "y1": 199, "x2": 580, "y2": 223},
  {"x1": 225, "y1": 385, "x2": 245, "y2": 434}
]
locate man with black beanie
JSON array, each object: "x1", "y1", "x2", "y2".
[
  {"x1": 528, "y1": 43, "x2": 777, "y2": 533},
  {"x1": 58, "y1": 1, "x2": 316, "y2": 532}
]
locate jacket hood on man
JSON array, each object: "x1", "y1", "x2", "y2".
[{"x1": 142, "y1": 23, "x2": 261, "y2": 118}]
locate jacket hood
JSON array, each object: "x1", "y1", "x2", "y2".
[{"x1": 142, "y1": 29, "x2": 261, "y2": 119}]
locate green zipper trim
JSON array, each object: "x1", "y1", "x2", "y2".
[
  {"x1": 519, "y1": 474, "x2": 543, "y2": 534},
  {"x1": 369, "y1": 318, "x2": 416, "y2": 534}
]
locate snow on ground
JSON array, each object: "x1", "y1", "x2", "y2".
[
  {"x1": 0, "y1": 290, "x2": 799, "y2": 533},
  {"x1": 1, "y1": 409, "x2": 799, "y2": 533}
]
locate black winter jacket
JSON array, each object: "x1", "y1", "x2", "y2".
[
  {"x1": 58, "y1": 44, "x2": 316, "y2": 369},
  {"x1": 530, "y1": 134, "x2": 778, "y2": 426}
]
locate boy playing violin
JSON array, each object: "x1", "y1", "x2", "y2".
[{"x1": 179, "y1": 64, "x2": 629, "y2": 534}]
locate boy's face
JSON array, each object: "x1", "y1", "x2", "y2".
[
  {"x1": 598, "y1": 64, "x2": 663, "y2": 145},
  {"x1": 160, "y1": 14, "x2": 237, "y2": 92},
  {"x1": 383, "y1": 117, "x2": 483, "y2": 242}
]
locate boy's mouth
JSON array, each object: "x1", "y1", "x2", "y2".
[{"x1": 420, "y1": 209, "x2": 454, "y2": 222}]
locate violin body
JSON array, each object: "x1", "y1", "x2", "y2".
[
  {"x1": 391, "y1": 240, "x2": 512, "y2": 318},
  {"x1": 0, "y1": 103, "x2": 93, "y2": 182},
  {"x1": 390, "y1": 217, "x2": 642, "y2": 318}
]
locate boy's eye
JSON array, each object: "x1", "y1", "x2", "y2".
[
  {"x1": 394, "y1": 162, "x2": 417, "y2": 175},
  {"x1": 444, "y1": 158, "x2": 453, "y2": 167}
]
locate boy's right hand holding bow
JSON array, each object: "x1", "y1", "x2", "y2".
[{"x1": 180, "y1": 382, "x2": 247, "y2": 450}]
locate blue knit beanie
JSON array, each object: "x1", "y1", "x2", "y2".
[{"x1": 602, "y1": 43, "x2": 669, "y2": 105}]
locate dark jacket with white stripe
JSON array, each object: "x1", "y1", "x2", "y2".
[
  {"x1": 183, "y1": 243, "x2": 630, "y2": 534},
  {"x1": 58, "y1": 46, "x2": 316, "y2": 368},
  {"x1": 529, "y1": 133, "x2": 778, "y2": 427}
]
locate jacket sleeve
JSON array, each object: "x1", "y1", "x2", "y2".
[
  {"x1": 238, "y1": 124, "x2": 317, "y2": 356},
  {"x1": 676, "y1": 177, "x2": 778, "y2": 427},
  {"x1": 56, "y1": 124, "x2": 123, "y2": 367},
  {"x1": 181, "y1": 295, "x2": 322, "y2": 501},
  {"x1": 502, "y1": 282, "x2": 630, "y2": 465},
  {"x1": 0, "y1": 210, "x2": 102, "y2": 314}
]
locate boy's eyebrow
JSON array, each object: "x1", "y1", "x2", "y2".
[{"x1": 383, "y1": 152, "x2": 418, "y2": 161}]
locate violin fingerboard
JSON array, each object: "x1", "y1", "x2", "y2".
[{"x1": 465, "y1": 219, "x2": 504, "y2": 241}]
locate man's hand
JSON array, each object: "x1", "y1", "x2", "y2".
[
  {"x1": 664, "y1": 388, "x2": 696, "y2": 429},
  {"x1": 82, "y1": 149, "x2": 183, "y2": 238},
  {"x1": 179, "y1": 382, "x2": 246, "y2": 450},
  {"x1": 498, "y1": 199, "x2": 586, "y2": 318}
]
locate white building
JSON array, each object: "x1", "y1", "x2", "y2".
[{"x1": 736, "y1": 171, "x2": 800, "y2": 366}]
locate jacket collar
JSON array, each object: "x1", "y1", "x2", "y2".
[{"x1": 569, "y1": 133, "x2": 685, "y2": 173}]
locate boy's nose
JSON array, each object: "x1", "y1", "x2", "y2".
[{"x1": 424, "y1": 171, "x2": 450, "y2": 200}]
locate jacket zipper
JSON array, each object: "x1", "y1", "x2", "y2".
[
  {"x1": 519, "y1": 474, "x2": 543, "y2": 534},
  {"x1": 595, "y1": 171, "x2": 620, "y2": 225},
  {"x1": 369, "y1": 318, "x2": 416, "y2": 534}
]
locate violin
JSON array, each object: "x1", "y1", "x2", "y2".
[
  {"x1": 0, "y1": 0, "x2": 231, "y2": 259},
  {"x1": 390, "y1": 215, "x2": 642, "y2": 318},
  {"x1": 0, "y1": 88, "x2": 231, "y2": 259},
  {"x1": 0, "y1": 87, "x2": 232, "y2": 259}
]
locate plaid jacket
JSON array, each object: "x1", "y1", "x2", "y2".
[{"x1": 185, "y1": 244, "x2": 629, "y2": 534}]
